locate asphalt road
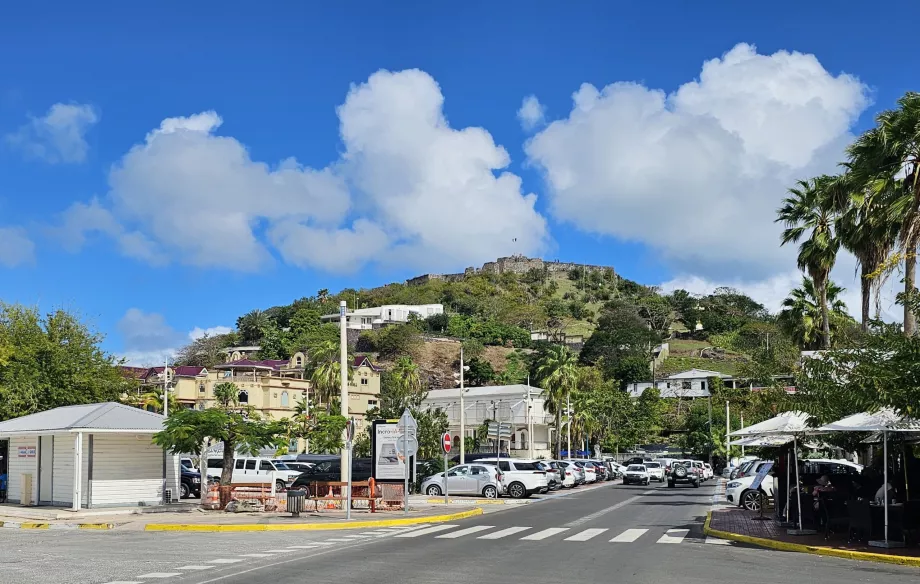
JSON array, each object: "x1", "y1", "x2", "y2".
[{"x1": 2, "y1": 480, "x2": 919, "y2": 584}]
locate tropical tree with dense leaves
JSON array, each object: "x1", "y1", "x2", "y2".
[
  {"x1": 777, "y1": 175, "x2": 840, "y2": 349},
  {"x1": 533, "y1": 345, "x2": 578, "y2": 457},
  {"x1": 777, "y1": 277, "x2": 853, "y2": 350},
  {"x1": 307, "y1": 340, "x2": 352, "y2": 412},
  {"x1": 846, "y1": 94, "x2": 920, "y2": 335},
  {"x1": 236, "y1": 309, "x2": 271, "y2": 345}
]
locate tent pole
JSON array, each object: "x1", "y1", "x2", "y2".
[
  {"x1": 884, "y1": 429, "x2": 889, "y2": 545},
  {"x1": 794, "y1": 437, "x2": 802, "y2": 531},
  {"x1": 786, "y1": 448, "x2": 791, "y2": 522}
]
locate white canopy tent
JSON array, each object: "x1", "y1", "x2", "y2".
[
  {"x1": 818, "y1": 408, "x2": 920, "y2": 548},
  {"x1": 729, "y1": 412, "x2": 817, "y2": 534}
]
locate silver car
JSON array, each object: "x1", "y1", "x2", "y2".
[{"x1": 421, "y1": 464, "x2": 503, "y2": 498}]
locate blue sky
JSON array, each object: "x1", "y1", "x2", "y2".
[{"x1": 0, "y1": 1, "x2": 915, "y2": 363}]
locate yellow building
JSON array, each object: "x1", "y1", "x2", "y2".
[{"x1": 348, "y1": 356, "x2": 383, "y2": 431}]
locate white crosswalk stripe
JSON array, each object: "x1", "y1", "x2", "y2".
[
  {"x1": 478, "y1": 526, "x2": 531, "y2": 539},
  {"x1": 565, "y1": 528, "x2": 608, "y2": 541},
  {"x1": 610, "y1": 528, "x2": 648, "y2": 542},
  {"x1": 521, "y1": 527, "x2": 569, "y2": 540},
  {"x1": 705, "y1": 536, "x2": 731, "y2": 545},
  {"x1": 657, "y1": 529, "x2": 690, "y2": 544},
  {"x1": 395, "y1": 524, "x2": 458, "y2": 537},
  {"x1": 177, "y1": 566, "x2": 213, "y2": 570},
  {"x1": 138, "y1": 574, "x2": 182, "y2": 579},
  {"x1": 436, "y1": 525, "x2": 495, "y2": 539}
]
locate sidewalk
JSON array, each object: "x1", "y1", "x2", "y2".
[
  {"x1": 0, "y1": 503, "x2": 482, "y2": 532},
  {"x1": 706, "y1": 505, "x2": 920, "y2": 567}
]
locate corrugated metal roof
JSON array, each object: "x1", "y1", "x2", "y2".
[
  {"x1": 0, "y1": 402, "x2": 165, "y2": 436},
  {"x1": 425, "y1": 384, "x2": 543, "y2": 399}
]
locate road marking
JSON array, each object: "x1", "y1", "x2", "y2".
[
  {"x1": 286, "y1": 545, "x2": 318, "y2": 549},
  {"x1": 657, "y1": 529, "x2": 690, "y2": 544},
  {"x1": 564, "y1": 528, "x2": 608, "y2": 541},
  {"x1": 137, "y1": 574, "x2": 182, "y2": 579},
  {"x1": 340, "y1": 534, "x2": 370, "y2": 539},
  {"x1": 209, "y1": 558, "x2": 244, "y2": 563},
  {"x1": 103, "y1": 582, "x2": 142, "y2": 584},
  {"x1": 177, "y1": 566, "x2": 213, "y2": 570},
  {"x1": 610, "y1": 528, "x2": 648, "y2": 542},
  {"x1": 705, "y1": 536, "x2": 731, "y2": 545},
  {"x1": 478, "y1": 526, "x2": 531, "y2": 539},
  {"x1": 323, "y1": 538, "x2": 354, "y2": 542},
  {"x1": 521, "y1": 527, "x2": 569, "y2": 540},
  {"x1": 241, "y1": 553, "x2": 273, "y2": 558},
  {"x1": 395, "y1": 524, "x2": 458, "y2": 537},
  {"x1": 563, "y1": 495, "x2": 643, "y2": 527},
  {"x1": 436, "y1": 525, "x2": 495, "y2": 538}
]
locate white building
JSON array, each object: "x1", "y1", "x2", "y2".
[
  {"x1": 627, "y1": 368, "x2": 736, "y2": 398},
  {"x1": 0, "y1": 402, "x2": 179, "y2": 510},
  {"x1": 422, "y1": 384, "x2": 554, "y2": 459},
  {"x1": 321, "y1": 304, "x2": 444, "y2": 330}
]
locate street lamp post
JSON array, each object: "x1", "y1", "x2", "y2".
[
  {"x1": 339, "y1": 301, "x2": 349, "y2": 483},
  {"x1": 454, "y1": 346, "x2": 469, "y2": 464},
  {"x1": 566, "y1": 394, "x2": 572, "y2": 461}
]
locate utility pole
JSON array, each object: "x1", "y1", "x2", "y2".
[
  {"x1": 707, "y1": 395, "x2": 713, "y2": 466},
  {"x1": 526, "y1": 375, "x2": 534, "y2": 459},
  {"x1": 740, "y1": 414, "x2": 745, "y2": 458},
  {"x1": 725, "y1": 401, "x2": 731, "y2": 466},
  {"x1": 459, "y1": 345, "x2": 466, "y2": 464},
  {"x1": 339, "y1": 301, "x2": 349, "y2": 483},
  {"x1": 566, "y1": 394, "x2": 572, "y2": 461},
  {"x1": 491, "y1": 400, "x2": 499, "y2": 460},
  {"x1": 163, "y1": 358, "x2": 169, "y2": 417}
]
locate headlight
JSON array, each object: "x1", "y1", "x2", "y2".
[
  {"x1": 193, "y1": 477, "x2": 201, "y2": 483},
  {"x1": 727, "y1": 481, "x2": 741, "y2": 489}
]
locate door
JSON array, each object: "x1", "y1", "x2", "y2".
[
  {"x1": 448, "y1": 465, "x2": 477, "y2": 494},
  {"x1": 232, "y1": 459, "x2": 247, "y2": 483},
  {"x1": 38, "y1": 436, "x2": 52, "y2": 505},
  {"x1": 470, "y1": 465, "x2": 491, "y2": 494},
  {"x1": 259, "y1": 460, "x2": 276, "y2": 484}
]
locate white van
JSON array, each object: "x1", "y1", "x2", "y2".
[
  {"x1": 205, "y1": 456, "x2": 301, "y2": 491},
  {"x1": 475, "y1": 458, "x2": 549, "y2": 499}
]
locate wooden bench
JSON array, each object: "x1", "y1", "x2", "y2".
[
  {"x1": 305, "y1": 480, "x2": 378, "y2": 513},
  {"x1": 222, "y1": 483, "x2": 278, "y2": 504}
]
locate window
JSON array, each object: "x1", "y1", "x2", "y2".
[
  {"x1": 452, "y1": 436, "x2": 460, "y2": 449},
  {"x1": 448, "y1": 466, "x2": 469, "y2": 477},
  {"x1": 367, "y1": 399, "x2": 378, "y2": 407},
  {"x1": 238, "y1": 390, "x2": 249, "y2": 403},
  {"x1": 207, "y1": 459, "x2": 223, "y2": 469},
  {"x1": 260, "y1": 461, "x2": 275, "y2": 471},
  {"x1": 235, "y1": 460, "x2": 245, "y2": 470},
  {"x1": 511, "y1": 462, "x2": 539, "y2": 471},
  {"x1": 281, "y1": 391, "x2": 289, "y2": 407},
  {"x1": 294, "y1": 355, "x2": 303, "y2": 367},
  {"x1": 199, "y1": 383, "x2": 206, "y2": 393},
  {"x1": 498, "y1": 461, "x2": 511, "y2": 472},
  {"x1": 245, "y1": 460, "x2": 256, "y2": 470},
  {"x1": 471, "y1": 466, "x2": 488, "y2": 475},
  {"x1": 681, "y1": 381, "x2": 692, "y2": 390},
  {"x1": 313, "y1": 461, "x2": 333, "y2": 473},
  {"x1": 360, "y1": 378, "x2": 368, "y2": 386},
  {"x1": 701, "y1": 380, "x2": 707, "y2": 391}
]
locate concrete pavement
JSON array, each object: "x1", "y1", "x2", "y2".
[{"x1": 3, "y1": 479, "x2": 919, "y2": 584}]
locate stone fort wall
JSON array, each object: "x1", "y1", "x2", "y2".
[{"x1": 407, "y1": 255, "x2": 615, "y2": 286}]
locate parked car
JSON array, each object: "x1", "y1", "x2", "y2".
[
  {"x1": 679, "y1": 460, "x2": 706, "y2": 480},
  {"x1": 667, "y1": 461, "x2": 701, "y2": 488},
  {"x1": 623, "y1": 464, "x2": 651, "y2": 485},
  {"x1": 476, "y1": 458, "x2": 549, "y2": 499},
  {"x1": 180, "y1": 466, "x2": 202, "y2": 499},
  {"x1": 420, "y1": 463, "x2": 503, "y2": 498},
  {"x1": 731, "y1": 459, "x2": 758, "y2": 480},
  {"x1": 623, "y1": 456, "x2": 651, "y2": 467},
  {"x1": 180, "y1": 457, "x2": 196, "y2": 471},
  {"x1": 608, "y1": 462, "x2": 627, "y2": 479},
  {"x1": 581, "y1": 461, "x2": 606, "y2": 481},
  {"x1": 205, "y1": 456, "x2": 302, "y2": 491},
  {"x1": 536, "y1": 461, "x2": 564, "y2": 490},
  {"x1": 448, "y1": 452, "x2": 510, "y2": 464},
  {"x1": 643, "y1": 461, "x2": 665, "y2": 482},
  {"x1": 290, "y1": 458, "x2": 374, "y2": 490},
  {"x1": 275, "y1": 460, "x2": 313, "y2": 473},
  {"x1": 726, "y1": 459, "x2": 863, "y2": 511},
  {"x1": 573, "y1": 461, "x2": 597, "y2": 483},
  {"x1": 548, "y1": 461, "x2": 577, "y2": 488},
  {"x1": 702, "y1": 463, "x2": 714, "y2": 480},
  {"x1": 556, "y1": 460, "x2": 585, "y2": 485}
]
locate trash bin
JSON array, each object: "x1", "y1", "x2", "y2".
[{"x1": 287, "y1": 489, "x2": 308, "y2": 517}]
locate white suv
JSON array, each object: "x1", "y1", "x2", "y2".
[{"x1": 477, "y1": 458, "x2": 549, "y2": 499}]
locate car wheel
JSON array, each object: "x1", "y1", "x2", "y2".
[
  {"x1": 180, "y1": 482, "x2": 190, "y2": 499},
  {"x1": 426, "y1": 485, "x2": 442, "y2": 496},
  {"x1": 741, "y1": 489, "x2": 763, "y2": 512},
  {"x1": 667, "y1": 481, "x2": 675, "y2": 488},
  {"x1": 482, "y1": 485, "x2": 498, "y2": 499},
  {"x1": 275, "y1": 480, "x2": 286, "y2": 493},
  {"x1": 508, "y1": 482, "x2": 527, "y2": 499}
]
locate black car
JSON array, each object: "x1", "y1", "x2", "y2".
[
  {"x1": 290, "y1": 458, "x2": 374, "y2": 490},
  {"x1": 449, "y1": 452, "x2": 510, "y2": 464},
  {"x1": 180, "y1": 466, "x2": 202, "y2": 499}
]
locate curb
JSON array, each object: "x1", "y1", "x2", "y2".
[
  {"x1": 144, "y1": 507, "x2": 483, "y2": 532},
  {"x1": 425, "y1": 499, "x2": 506, "y2": 505},
  {"x1": 0, "y1": 521, "x2": 114, "y2": 530},
  {"x1": 704, "y1": 511, "x2": 920, "y2": 568}
]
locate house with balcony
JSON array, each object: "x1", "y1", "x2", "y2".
[
  {"x1": 626, "y1": 368, "x2": 737, "y2": 398},
  {"x1": 421, "y1": 384, "x2": 553, "y2": 459},
  {"x1": 320, "y1": 304, "x2": 444, "y2": 330}
]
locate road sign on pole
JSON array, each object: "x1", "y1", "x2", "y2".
[
  {"x1": 345, "y1": 417, "x2": 355, "y2": 521},
  {"x1": 442, "y1": 432, "x2": 452, "y2": 505},
  {"x1": 400, "y1": 408, "x2": 417, "y2": 516},
  {"x1": 442, "y1": 432, "x2": 452, "y2": 454}
]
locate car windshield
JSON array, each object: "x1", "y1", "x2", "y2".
[
  {"x1": 644, "y1": 462, "x2": 661, "y2": 468},
  {"x1": 272, "y1": 462, "x2": 291, "y2": 470},
  {"x1": 627, "y1": 465, "x2": 646, "y2": 471}
]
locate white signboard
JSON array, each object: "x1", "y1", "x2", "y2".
[
  {"x1": 17, "y1": 446, "x2": 36, "y2": 458},
  {"x1": 374, "y1": 422, "x2": 408, "y2": 481},
  {"x1": 750, "y1": 461, "x2": 774, "y2": 491}
]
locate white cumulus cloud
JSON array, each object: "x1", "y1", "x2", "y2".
[
  {"x1": 6, "y1": 102, "x2": 98, "y2": 163},
  {"x1": 518, "y1": 95, "x2": 546, "y2": 130},
  {"x1": 525, "y1": 43, "x2": 870, "y2": 281},
  {"x1": 189, "y1": 325, "x2": 233, "y2": 341},
  {"x1": 118, "y1": 308, "x2": 232, "y2": 366},
  {"x1": 57, "y1": 69, "x2": 548, "y2": 274}
]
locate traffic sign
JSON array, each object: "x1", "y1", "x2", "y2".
[
  {"x1": 346, "y1": 417, "x2": 356, "y2": 442},
  {"x1": 487, "y1": 422, "x2": 513, "y2": 438},
  {"x1": 442, "y1": 432, "x2": 452, "y2": 454},
  {"x1": 399, "y1": 408, "x2": 418, "y2": 431},
  {"x1": 395, "y1": 436, "x2": 419, "y2": 457}
]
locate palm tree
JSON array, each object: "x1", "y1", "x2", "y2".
[
  {"x1": 307, "y1": 340, "x2": 352, "y2": 413},
  {"x1": 777, "y1": 175, "x2": 840, "y2": 349},
  {"x1": 317, "y1": 289, "x2": 330, "y2": 304},
  {"x1": 390, "y1": 356, "x2": 424, "y2": 406},
  {"x1": 236, "y1": 309, "x2": 270, "y2": 345},
  {"x1": 534, "y1": 345, "x2": 578, "y2": 457},
  {"x1": 847, "y1": 94, "x2": 920, "y2": 335},
  {"x1": 778, "y1": 277, "x2": 851, "y2": 350},
  {"x1": 833, "y1": 170, "x2": 899, "y2": 331}
]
